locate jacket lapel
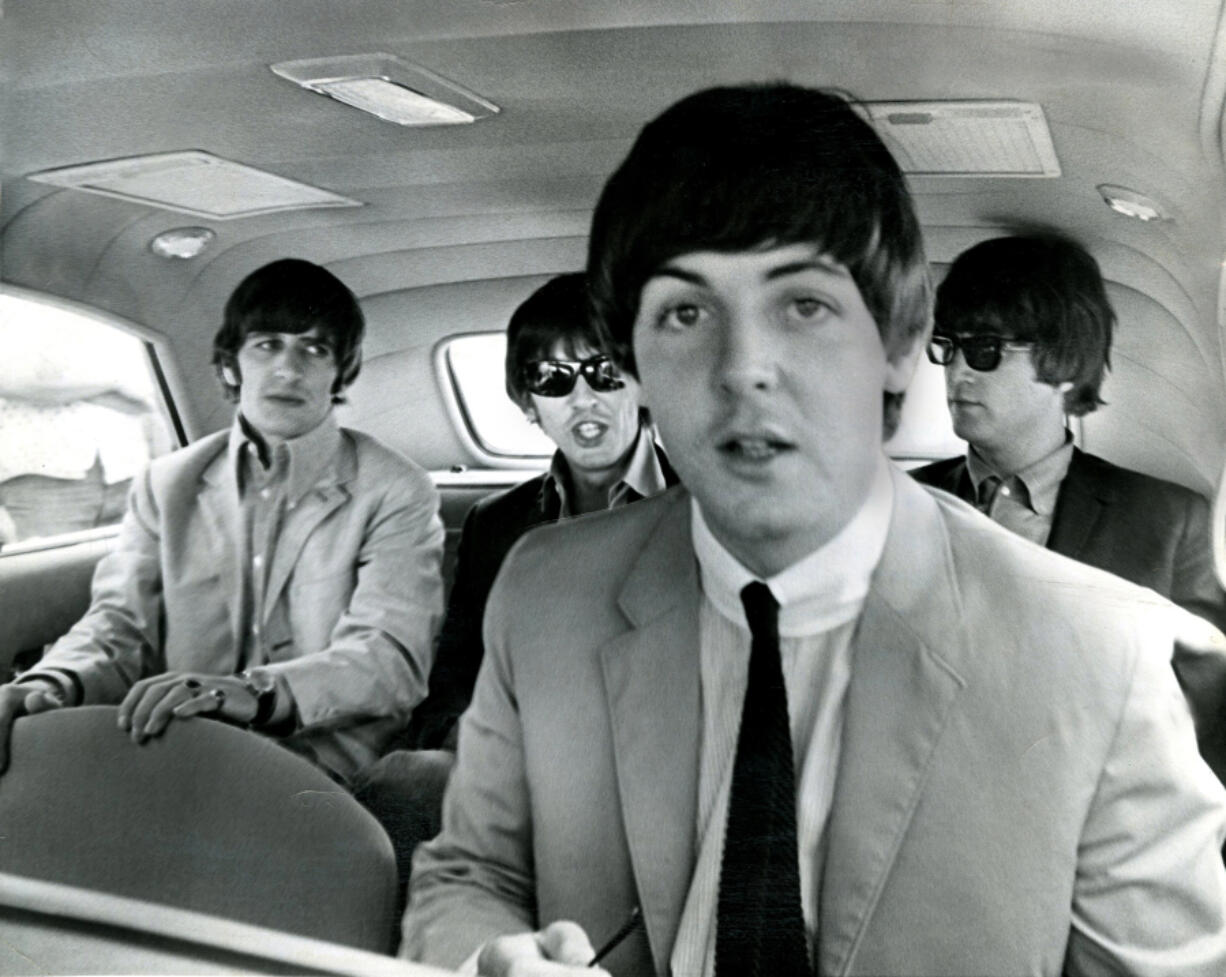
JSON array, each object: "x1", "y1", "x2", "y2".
[
  {"x1": 600, "y1": 494, "x2": 700, "y2": 977},
  {"x1": 198, "y1": 456, "x2": 244, "y2": 651},
  {"x1": 940, "y1": 458, "x2": 976, "y2": 504},
  {"x1": 1046, "y1": 449, "x2": 1108, "y2": 560},
  {"x1": 819, "y1": 471, "x2": 969, "y2": 976}
]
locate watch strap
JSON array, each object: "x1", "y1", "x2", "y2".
[{"x1": 239, "y1": 670, "x2": 277, "y2": 728}]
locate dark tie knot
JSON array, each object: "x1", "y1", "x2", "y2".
[
  {"x1": 977, "y1": 474, "x2": 1003, "y2": 512},
  {"x1": 740, "y1": 581, "x2": 779, "y2": 643}
]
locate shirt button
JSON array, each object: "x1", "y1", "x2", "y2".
[
  {"x1": 260, "y1": 488, "x2": 271, "y2": 500},
  {"x1": 252, "y1": 624, "x2": 261, "y2": 636},
  {"x1": 253, "y1": 555, "x2": 264, "y2": 569},
  {"x1": 1000, "y1": 486, "x2": 1011, "y2": 496}
]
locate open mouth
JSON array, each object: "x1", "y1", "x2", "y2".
[
  {"x1": 721, "y1": 436, "x2": 793, "y2": 461},
  {"x1": 572, "y1": 420, "x2": 608, "y2": 446}
]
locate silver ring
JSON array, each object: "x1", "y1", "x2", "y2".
[{"x1": 210, "y1": 688, "x2": 226, "y2": 705}]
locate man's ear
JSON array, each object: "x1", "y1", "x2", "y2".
[
  {"x1": 884, "y1": 328, "x2": 926, "y2": 396},
  {"x1": 221, "y1": 363, "x2": 240, "y2": 387},
  {"x1": 523, "y1": 406, "x2": 539, "y2": 425}
]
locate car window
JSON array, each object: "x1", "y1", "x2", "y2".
[
  {"x1": 887, "y1": 354, "x2": 964, "y2": 463},
  {"x1": 0, "y1": 291, "x2": 178, "y2": 554},
  {"x1": 445, "y1": 333, "x2": 554, "y2": 459}
]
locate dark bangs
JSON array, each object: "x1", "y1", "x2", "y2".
[
  {"x1": 212, "y1": 258, "x2": 364, "y2": 401},
  {"x1": 589, "y1": 84, "x2": 931, "y2": 376},
  {"x1": 503, "y1": 272, "x2": 600, "y2": 407},
  {"x1": 935, "y1": 236, "x2": 1113, "y2": 416}
]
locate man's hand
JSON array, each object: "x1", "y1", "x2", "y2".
[
  {"x1": 476, "y1": 921, "x2": 609, "y2": 976},
  {"x1": 117, "y1": 672, "x2": 259, "y2": 743},
  {"x1": 0, "y1": 681, "x2": 69, "y2": 772}
]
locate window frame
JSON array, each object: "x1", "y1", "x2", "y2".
[
  {"x1": 0, "y1": 285, "x2": 187, "y2": 557},
  {"x1": 435, "y1": 331, "x2": 553, "y2": 468}
]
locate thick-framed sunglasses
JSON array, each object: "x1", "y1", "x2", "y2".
[
  {"x1": 926, "y1": 334, "x2": 1035, "y2": 373},
  {"x1": 521, "y1": 354, "x2": 627, "y2": 398}
]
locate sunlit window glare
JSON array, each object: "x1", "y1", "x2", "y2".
[{"x1": 446, "y1": 334, "x2": 553, "y2": 458}]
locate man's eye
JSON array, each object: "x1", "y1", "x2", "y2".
[
  {"x1": 789, "y1": 296, "x2": 833, "y2": 321},
  {"x1": 305, "y1": 343, "x2": 332, "y2": 358},
  {"x1": 254, "y1": 339, "x2": 280, "y2": 352},
  {"x1": 657, "y1": 303, "x2": 706, "y2": 329}
]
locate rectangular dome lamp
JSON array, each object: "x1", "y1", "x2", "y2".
[{"x1": 271, "y1": 54, "x2": 499, "y2": 127}]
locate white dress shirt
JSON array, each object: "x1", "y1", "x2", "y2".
[{"x1": 670, "y1": 458, "x2": 894, "y2": 977}]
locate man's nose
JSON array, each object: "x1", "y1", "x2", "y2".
[
  {"x1": 568, "y1": 373, "x2": 600, "y2": 406},
  {"x1": 717, "y1": 320, "x2": 776, "y2": 394},
  {"x1": 273, "y1": 346, "x2": 306, "y2": 378},
  {"x1": 945, "y1": 346, "x2": 976, "y2": 383}
]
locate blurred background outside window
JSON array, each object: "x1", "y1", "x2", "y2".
[{"x1": 0, "y1": 293, "x2": 175, "y2": 551}]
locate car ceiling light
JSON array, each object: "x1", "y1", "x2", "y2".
[
  {"x1": 149, "y1": 226, "x2": 215, "y2": 259},
  {"x1": 1097, "y1": 184, "x2": 1168, "y2": 222},
  {"x1": 29, "y1": 151, "x2": 362, "y2": 219},
  {"x1": 270, "y1": 54, "x2": 499, "y2": 126},
  {"x1": 862, "y1": 101, "x2": 1061, "y2": 177}
]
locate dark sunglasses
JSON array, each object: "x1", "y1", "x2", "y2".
[
  {"x1": 522, "y1": 354, "x2": 626, "y2": 397},
  {"x1": 926, "y1": 334, "x2": 1035, "y2": 372}
]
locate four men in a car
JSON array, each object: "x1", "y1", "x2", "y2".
[
  {"x1": 3, "y1": 86, "x2": 1225, "y2": 977},
  {"x1": 0, "y1": 258, "x2": 444, "y2": 784},
  {"x1": 404, "y1": 84, "x2": 1226, "y2": 976}
]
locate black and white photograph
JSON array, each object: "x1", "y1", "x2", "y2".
[{"x1": 1, "y1": 3, "x2": 1225, "y2": 975}]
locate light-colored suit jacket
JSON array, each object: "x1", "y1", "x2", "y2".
[
  {"x1": 27, "y1": 418, "x2": 445, "y2": 782},
  {"x1": 405, "y1": 467, "x2": 1226, "y2": 976}
]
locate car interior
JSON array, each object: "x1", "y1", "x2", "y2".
[{"x1": 3, "y1": 1, "x2": 1226, "y2": 972}]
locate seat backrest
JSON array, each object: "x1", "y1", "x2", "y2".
[{"x1": 0, "y1": 706, "x2": 398, "y2": 952}]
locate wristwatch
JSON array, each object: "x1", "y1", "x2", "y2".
[{"x1": 238, "y1": 669, "x2": 278, "y2": 728}]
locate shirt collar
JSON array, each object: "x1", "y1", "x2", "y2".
[
  {"x1": 543, "y1": 427, "x2": 667, "y2": 517},
  {"x1": 227, "y1": 411, "x2": 343, "y2": 502},
  {"x1": 965, "y1": 430, "x2": 1073, "y2": 517},
  {"x1": 691, "y1": 456, "x2": 894, "y2": 637}
]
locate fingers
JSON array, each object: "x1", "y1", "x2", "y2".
[
  {"x1": 477, "y1": 931, "x2": 540, "y2": 975},
  {"x1": 24, "y1": 688, "x2": 66, "y2": 713},
  {"x1": 0, "y1": 683, "x2": 65, "y2": 773},
  {"x1": 119, "y1": 674, "x2": 211, "y2": 741},
  {"x1": 117, "y1": 674, "x2": 173, "y2": 731},
  {"x1": 172, "y1": 687, "x2": 227, "y2": 720},
  {"x1": 119, "y1": 674, "x2": 255, "y2": 742},
  {"x1": 476, "y1": 924, "x2": 605, "y2": 977},
  {"x1": 123, "y1": 677, "x2": 184, "y2": 741},
  {"x1": 538, "y1": 921, "x2": 598, "y2": 967},
  {"x1": 145, "y1": 683, "x2": 220, "y2": 740}
]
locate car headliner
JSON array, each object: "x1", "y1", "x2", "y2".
[{"x1": 1, "y1": 1, "x2": 1224, "y2": 491}]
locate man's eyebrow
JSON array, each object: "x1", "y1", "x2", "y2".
[
  {"x1": 649, "y1": 255, "x2": 850, "y2": 286},
  {"x1": 763, "y1": 257, "x2": 849, "y2": 281},
  {"x1": 296, "y1": 330, "x2": 332, "y2": 344},
  {"x1": 648, "y1": 266, "x2": 707, "y2": 286}
]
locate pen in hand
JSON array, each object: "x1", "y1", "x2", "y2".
[{"x1": 588, "y1": 905, "x2": 642, "y2": 967}]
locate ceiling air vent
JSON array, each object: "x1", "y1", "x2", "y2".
[
  {"x1": 28, "y1": 151, "x2": 361, "y2": 219},
  {"x1": 863, "y1": 101, "x2": 1061, "y2": 177}
]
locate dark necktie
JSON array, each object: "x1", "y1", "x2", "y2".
[
  {"x1": 977, "y1": 474, "x2": 1003, "y2": 514},
  {"x1": 714, "y1": 582, "x2": 811, "y2": 977}
]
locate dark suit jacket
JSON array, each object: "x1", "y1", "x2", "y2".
[
  {"x1": 404, "y1": 444, "x2": 677, "y2": 749},
  {"x1": 913, "y1": 448, "x2": 1226, "y2": 782},
  {"x1": 911, "y1": 447, "x2": 1226, "y2": 633}
]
